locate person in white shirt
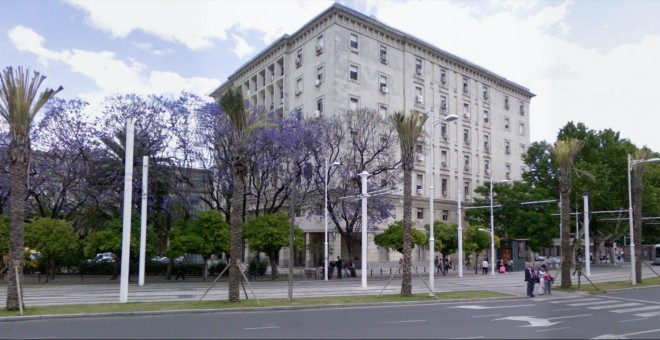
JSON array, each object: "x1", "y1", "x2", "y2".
[{"x1": 482, "y1": 258, "x2": 489, "y2": 275}]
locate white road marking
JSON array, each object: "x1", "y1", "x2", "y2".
[
  {"x1": 379, "y1": 319, "x2": 427, "y2": 324},
  {"x1": 450, "y1": 304, "x2": 534, "y2": 309},
  {"x1": 548, "y1": 314, "x2": 592, "y2": 320},
  {"x1": 244, "y1": 326, "x2": 281, "y2": 330},
  {"x1": 619, "y1": 318, "x2": 647, "y2": 323},
  {"x1": 472, "y1": 314, "x2": 502, "y2": 318},
  {"x1": 536, "y1": 327, "x2": 570, "y2": 333},
  {"x1": 619, "y1": 328, "x2": 660, "y2": 337},
  {"x1": 635, "y1": 310, "x2": 660, "y2": 318},
  {"x1": 588, "y1": 303, "x2": 641, "y2": 310},
  {"x1": 550, "y1": 298, "x2": 601, "y2": 304},
  {"x1": 448, "y1": 336, "x2": 485, "y2": 339},
  {"x1": 568, "y1": 301, "x2": 620, "y2": 307},
  {"x1": 612, "y1": 305, "x2": 660, "y2": 313},
  {"x1": 553, "y1": 307, "x2": 581, "y2": 312}
]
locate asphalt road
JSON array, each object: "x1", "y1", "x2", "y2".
[{"x1": 2, "y1": 286, "x2": 660, "y2": 339}]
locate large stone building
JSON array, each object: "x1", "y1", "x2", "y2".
[{"x1": 211, "y1": 3, "x2": 534, "y2": 268}]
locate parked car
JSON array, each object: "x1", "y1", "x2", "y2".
[{"x1": 89, "y1": 252, "x2": 115, "y2": 263}]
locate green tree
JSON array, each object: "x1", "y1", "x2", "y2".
[
  {"x1": 25, "y1": 218, "x2": 79, "y2": 280},
  {"x1": 463, "y1": 225, "x2": 499, "y2": 274},
  {"x1": 220, "y1": 87, "x2": 270, "y2": 301},
  {"x1": 0, "y1": 66, "x2": 62, "y2": 310},
  {"x1": 83, "y1": 216, "x2": 157, "y2": 279},
  {"x1": 551, "y1": 138, "x2": 584, "y2": 288},
  {"x1": 242, "y1": 214, "x2": 302, "y2": 280},
  {"x1": 374, "y1": 220, "x2": 428, "y2": 254},
  {"x1": 390, "y1": 110, "x2": 428, "y2": 296},
  {"x1": 168, "y1": 210, "x2": 230, "y2": 281},
  {"x1": 424, "y1": 221, "x2": 458, "y2": 264}
]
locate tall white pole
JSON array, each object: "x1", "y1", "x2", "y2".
[
  {"x1": 584, "y1": 194, "x2": 590, "y2": 276},
  {"x1": 457, "y1": 190, "x2": 463, "y2": 278},
  {"x1": 119, "y1": 117, "x2": 134, "y2": 303},
  {"x1": 428, "y1": 109, "x2": 435, "y2": 293},
  {"x1": 138, "y1": 156, "x2": 148, "y2": 286},
  {"x1": 489, "y1": 177, "x2": 495, "y2": 276},
  {"x1": 359, "y1": 171, "x2": 369, "y2": 288},
  {"x1": 324, "y1": 158, "x2": 329, "y2": 281},
  {"x1": 627, "y1": 154, "x2": 636, "y2": 285}
]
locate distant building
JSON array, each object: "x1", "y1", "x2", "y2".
[{"x1": 211, "y1": 3, "x2": 534, "y2": 268}]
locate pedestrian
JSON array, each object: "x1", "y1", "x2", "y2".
[
  {"x1": 524, "y1": 262, "x2": 536, "y2": 297},
  {"x1": 435, "y1": 256, "x2": 440, "y2": 274},
  {"x1": 175, "y1": 260, "x2": 186, "y2": 280},
  {"x1": 444, "y1": 257, "x2": 450, "y2": 275},
  {"x1": 508, "y1": 259, "x2": 514, "y2": 273},
  {"x1": 537, "y1": 265, "x2": 546, "y2": 295},
  {"x1": 344, "y1": 258, "x2": 352, "y2": 278},
  {"x1": 542, "y1": 264, "x2": 553, "y2": 295},
  {"x1": 482, "y1": 258, "x2": 489, "y2": 275},
  {"x1": 336, "y1": 256, "x2": 343, "y2": 279},
  {"x1": 449, "y1": 256, "x2": 454, "y2": 271}
]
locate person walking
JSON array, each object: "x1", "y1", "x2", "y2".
[
  {"x1": 435, "y1": 256, "x2": 441, "y2": 274},
  {"x1": 482, "y1": 258, "x2": 489, "y2": 275},
  {"x1": 507, "y1": 259, "x2": 514, "y2": 273},
  {"x1": 175, "y1": 260, "x2": 186, "y2": 280},
  {"x1": 336, "y1": 256, "x2": 343, "y2": 279},
  {"x1": 524, "y1": 262, "x2": 536, "y2": 297},
  {"x1": 344, "y1": 258, "x2": 352, "y2": 278},
  {"x1": 537, "y1": 265, "x2": 546, "y2": 295}
]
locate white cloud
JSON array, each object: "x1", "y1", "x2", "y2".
[
  {"x1": 132, "y1": 41, "x2": 175, "y2": 56},
  {"x1": 66, "y1": 0, "x2": 333, "y2": 58},
  {"x1": 231, "y1": 34, "x2": 255, "y2": 59},
  {"x1": 8, "y1": 25, "x2": 218, "y2": 100}
]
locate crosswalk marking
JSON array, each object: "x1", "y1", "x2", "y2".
[
  {"x1": 634, "y1": 310, "x2": 660, "y2": 318},
  {"x1": 549, "y1": 298, "x2": 601, "y2": 304},
  {"x1": 588, "y1": 303, "x2": 641, "y2": 310},
  {"x1": 612, "y1": 305, "x2": 660, "y2": 314},
  {"x1": 568, "y1": 301, "x2": 620, "y2": 307}
]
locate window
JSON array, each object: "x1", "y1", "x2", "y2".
[
  {"x1": 520, "y1": 144, "x2": 526, "y2": 156},
  {"x1": 463, "y1": 181, "x2": 471, "y2": 197},
  {"x1": 417, "y1": 208, "x2": 424, "y2": 220},
  {"x1": 349, "y1": 32, "x2": 359, "y2": 50},
  {"x1": 483, "y1": 85, "x2": 489, "y2": 100},
  {"x1": 462, "y1": 78, "x2": 469, "y2": 94},
  {"x1": 441, "y1": 150, "x2": 448, "y2": 166},
  {"x1": 379, "y1": 74, "x2": 388, "y2": 93},
  {"x1": 316, "y1": 65, "x2": 324, "y2": 82},
  {"x1": 442, "y1": 209, "x2": 449, "y2": 221},
  {"x1": 463, "y1": 129, "x2": 470, "y2": 145},
  {"x1": 463, "y1": 103, "x2": 470, "y2": 118},
  {"x1": 349, "y1": 64, "x2": 359, "y2": 81},
  {"x1": 520, "y1": 101, "x2": 524, "y2": 115},
  {"x1": 504, "y1": 96, "x2": 510, "y2": 110},
  {"x1": 440, "y1": 123, "x2": 448, "y2": 139},
  {"x1": 504, "y1": 118, "x2": 510, "y2": 129},
  {"x1": 464, "y1": 155, "x2": 470, "y2": 170},
  {"x1": 519, "y1": 122, "x2": 525, "y2": 135},
  {"x1": 349, "y1": 96, "x2": 359, "y2": 111},
  {"x1": 441, "y1": 178, "x2": 448, "y2": 196},
  {"x1": 379, "y1": 45, "x2": 387, "y2": 63},
  {"x1": 316, "y1": 98, "x2": 324, "y2": 115},
  {"x1": 295, "y1": 77, "x2": 303, "y2": 95},
  {"x1": 295, "y1": 49, "x2": 303, "y2": 67},
  {"x1": 483, "y1": 134, "x2": 490, "y2": 151},
  {"x1": 416, "y1": 174, "x2": 423, "y2": 194},
  {"x1": 415, "y1": 58, "x2": 423, "y2": 75},
  {"x1": 415, "y1": 86, "x2": 423, "y2": 104},
  {"x1": 441, "y1": 95, "x2": 448, "y2": 110},
  {"x1": 485, "y1": 159, "x2": 490, "y2": 175},
  {"x1": 505, "y1": 141, "x2": 511, "y2": 154},
  {"x1": 483, "y1": 110, "x2": 490, "y2": 123},
  {"x1": 379, "y1": 104, "x2": 388, "y2": 120},
  {"x1": 505, "y1": 164, "x2": 511, "y2": 180},
  {"x1": 440, "y1": 69, "x2": 447, "y2": 85},
  {"x1": 316, "y1": 35, "x2": 324, "y2": 54},
  {"x1": 415, "y1": 144, "x2": 423, "y2": 154}
]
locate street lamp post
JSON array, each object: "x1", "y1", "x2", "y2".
[
  {"x1": 324, "y1": 158, "x2": 341, "y2": 281},
  {"x1": 627, "y1": 154, "x2": 660, "y2": 286},
  {"x1": 489, "y1": 178, "x2": 508, "y2": 275},
  {"x1": 428, "y1": 110, "x2": 458, "y2": 292},
  {"x1": 458, "y1": 190, "x2": 463, "y2": 278}
]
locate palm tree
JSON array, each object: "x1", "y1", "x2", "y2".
[
  {"x1": 389, "y1": 110, "x2": 428, "y2": 296},
  {"x1": 631, "y1": 148, "x2": 653, "y2": 284},
  {"x1": 219, "y1": 87, "x2": 269, "y2": 302},
  {"x1": 0, "y1": 66, "x2": 62, "y2": 310},
  {"x1": 550, "y1": 138, "x2": 584, "y2": 289}
]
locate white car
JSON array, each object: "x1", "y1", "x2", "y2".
[{"x1": 92, "y1": 252, "x2": 115, "y2": 263}]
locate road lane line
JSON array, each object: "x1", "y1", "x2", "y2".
[
  {"x1": 619, "y1": 328, "x2": 660, "y2": 337},
  {"x1": 568, "y1": 301, "x2": 622, "y2": 307},
  {"x1": 379, "y1": 319, "x2": 427, "y2": 324},
  {"x1": 588, "y1": 303, "x2": 640, "y2": 310},
  {"x1": 244, "y1": 326, "x2": 281, "y2": 330},
  {"x1": 536, "y1": 327, "x2": 570, "y2": 333},
  {"x1": 472, "y1": 314, "x2": 502, "y2": 318},
  {"x1": 612, "y1": 305, "x2": 660, "y2": 313},
  {"x1": 553, "y1": 307, "x2": 581, "y2": 312},
  {"x1": 548, "y1": 314, "x2": 591, "y2": 320},
  {"x1": 619, "y1": 318, "x2": 647, "y2": 323},
  {"x1": 634, "y1": 310, "x2": 660, "y2": 318},
  {"x1": 549, "y1": 298, "x2": 601, "y2": 304}
]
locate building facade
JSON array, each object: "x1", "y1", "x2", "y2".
[{"x1": 211, "y1": 3, "x2": 534, "y2": 268}]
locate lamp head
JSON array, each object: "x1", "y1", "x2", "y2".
[{"x1": 443, "y1": 114, "x2": 458, "y2": 122}]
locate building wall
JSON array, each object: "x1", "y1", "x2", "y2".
[{"x1": 211, "y1": 4, "x2": 534, "y2": 266}]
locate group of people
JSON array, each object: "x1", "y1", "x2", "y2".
[
  {"x1": 329, "y1": 256, "x2": 355, "y2": 279},
  {"x1": 524, "y1": 262, "x2": 553, "y2": 297},
  {"x1": 434, "y1": 256, "x2": 453, "y2": 275}
]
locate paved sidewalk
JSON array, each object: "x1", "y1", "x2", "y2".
[{"x1": 0, "y1": 262, "x2": 658, "y2": 308}]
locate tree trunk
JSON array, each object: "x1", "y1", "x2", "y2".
[
  {"x1": 269, "y1": 252, "x2": 279, "y2": 280},
  {"x1": 6, "y1": 143, "x2": 28, "y2": 311},
  {"x1": 401, "y1": 164, "x2": 413, "y2": 296},
  {"x1": 559, "y1": 174, "x2": 572, "y2": 288},
  {"x1": 49, "y1": 256, "x2": 56, "y2": 280},
  {"x1": 229, "y1": 156, "x2": 247, "y2": 302}
]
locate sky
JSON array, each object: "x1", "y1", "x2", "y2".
[{"x1": 1, "y1": 0, "x2": 659, "y2": 151}]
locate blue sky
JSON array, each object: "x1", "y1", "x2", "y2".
[{"x1": 2, "y1": 0, "x2": 659, "y2": 151}]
